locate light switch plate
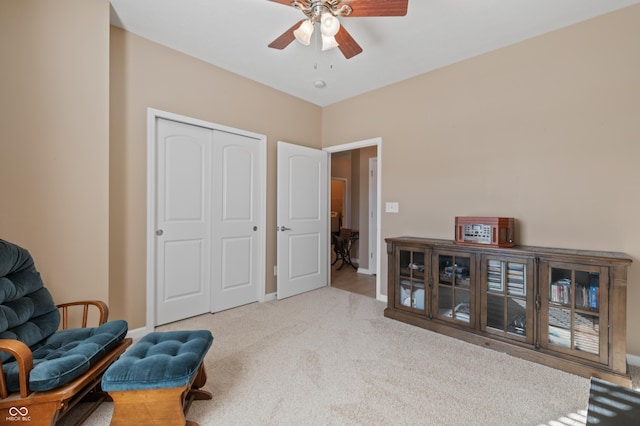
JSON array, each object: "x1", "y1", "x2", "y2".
[{"x1": 386, "y1": 202, "x2": 399, "y2": 213}]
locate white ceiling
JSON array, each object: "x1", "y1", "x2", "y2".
[{"x1": 109, "y1": 0, "x2": 639, "y2": 107}]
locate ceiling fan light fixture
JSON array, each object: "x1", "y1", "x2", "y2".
[
  {"x1": 321, "y1": 34, "x2": 339, "y2": 51},
  {"x1": 269, "y1": 0, "x2": 408, "y2": 59},
  {"x1": 320, "y1": 13, "x2": 340, "y2": 37},
  {"x1": 293, "y1": 19, "x2": 314, "y2": 45}
]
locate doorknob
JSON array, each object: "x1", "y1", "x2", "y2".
[
  {"x1": 253, "y1": 226, "x2": 258, "y2": 231},
  {"x1": 156, "y1": 229, "x2": 164, "y2": 236},
  {"x1": 279, "y1": 226, "x2": 292, "y2": 231}
]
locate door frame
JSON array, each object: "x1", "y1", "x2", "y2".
[
  {"x1": 146, "y1": 108, "x2": 266, "y2": 330},
  {"x1": 368, "y1": 157, "x2": 378, "y2": 276},
  {"x1": 324, "y1": 137, "x2": 384, "y2": 302}
]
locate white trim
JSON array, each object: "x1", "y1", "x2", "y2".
[
  {"x1": 324, "y1": 137, "x2": 383, "y2": 301},
  {"x1": 265, "y1": 292, "x2": 277, "y2": 302},
  {"x1": 126, "y1": 326, "x2": 150, "y2": 341},
  {"x1": 146, "y1": 111, "x2": 156, "y2": 332},
  {"x1": 357, "y1": 268, "x2": 374, "y2": 275},
  {"x1": 146, "y1": 108, "x2": 267, "y2": 331},
  {"x1": 368, "y1": 157, "x2": 378, "y2": 276},
  {"x1": 628, "y1": 353, "x2": 640, "y2": 367}
]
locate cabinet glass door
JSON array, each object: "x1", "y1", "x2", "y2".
[
  {"x1": 482, "y1": 256, "x2": 533, "y2": 343},
  {"x1": 434, "y1": 252, "x2": 472, "y2": 325},
  {"x1": 397, "y1": 248, "x2": 427, "y2": 313},
  {"x1": 543, "y1": 262, "x2": 608, "y2": 363}
]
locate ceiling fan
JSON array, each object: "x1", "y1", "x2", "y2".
[{"x1": 268, "y1": 0, "x2": 409, "y2": 59}]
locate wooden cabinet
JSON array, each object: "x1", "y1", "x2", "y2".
[
  {"x1": 480, "y1": 254, "x2": 535, "y2": 345},
  {"x1": 385, "y1": 237, "x2": 633, "y2": 386},
  {"x1": 539, "y1": 260, "x2": 609, "y2": 364},
  {"x1": 433, "y1": 250, "x2": 475, "y2": 328}
]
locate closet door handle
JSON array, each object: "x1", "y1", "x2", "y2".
[{"x1": 279, "y1": 226, "x2": 292, "y2": 231}]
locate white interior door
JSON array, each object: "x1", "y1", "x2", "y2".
[
  {"x1": 211, "y1": 130, "x2": 263, "y2": 311},
  {"x1": 154, "y1": 118, "x2": 212, "y2": 325},
  {"x1": 277, "y1": 141, "x2": 328, "y2": 299},
  {"x1": 369, "y1": 157, "x2": 378, "y2": 274}
]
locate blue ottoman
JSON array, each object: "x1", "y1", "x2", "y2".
[{"x1": 102, "y1": 330, "x2": 213, "y2": 426}]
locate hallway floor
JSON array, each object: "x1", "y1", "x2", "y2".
[{"x1": 330, "y1": 256, "x2": 376, "y2": 298}]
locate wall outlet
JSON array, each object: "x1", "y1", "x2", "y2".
[{"x1": 386, "y1": 202, "x2": 399, "y2": 213}]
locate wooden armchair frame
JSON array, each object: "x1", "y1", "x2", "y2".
[{"x1": 0, "y1": 301, "x2": 132, "y2": 426}]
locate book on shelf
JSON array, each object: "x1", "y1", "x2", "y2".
[
  {"x1": 589, "y1": 285, "x2": 599, "y2": 309},
  {"x1": 550, "y1": 278, "x2": 571, "y2": 305},
  {"x1": 576, "y1": 285, "x2": 591, "y2": 309}
]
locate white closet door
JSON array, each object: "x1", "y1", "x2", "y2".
[
  {"x1": 154, "y1": 118, "x2": 212, "y2": 325},
  {"x1": 148, "y1": 110, "x2": 266, "y2": 327},
  {"x1": 211, "y1": 130, "x2": 262, "y2": 312}
]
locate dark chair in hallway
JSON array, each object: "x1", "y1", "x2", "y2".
[{"x1": 332, "y1": 228, "x2": 358, "y2": 271}]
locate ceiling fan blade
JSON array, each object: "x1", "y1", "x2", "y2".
[
  {"x1": 268, "y1": 20, "x2": 305, "y2": 50},
  {"x1": 342, "y1": 0, "x2": 408, "y2": 17},
  {"x1": 268, "y1": 0, "x2": 297, "y2": 6},
  {"x1": 335, "y1": 26, "x2": 363, "y2": 59}
]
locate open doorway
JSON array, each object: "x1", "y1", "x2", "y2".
[{"x1": 324, "y1": 138, "x2": 381, "y2": 300}]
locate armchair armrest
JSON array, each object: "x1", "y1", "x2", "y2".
[
  {"x1": 0, "y1": 340, "x2": 33, "y2": 399},
  {"x1": 57, "y1": 300, "x2": 109, "y2": 329}
]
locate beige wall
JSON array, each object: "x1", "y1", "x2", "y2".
[
  {"x1": 109, "y1": 27, "x2": 322, "y2": 328},
  {"x1": 0, "y1": 0, "x2": 110, "y2": 303},
  {"x1": 322, "y1": 5, "x2": 640, "y2": 356}
]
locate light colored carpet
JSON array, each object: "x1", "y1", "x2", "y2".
[{"x1": 62, "y1": 287, "x2": 637, "y2": 425}]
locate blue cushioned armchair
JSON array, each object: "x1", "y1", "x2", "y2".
[{"x1": 0, "y1": 239, "x2": 132, "y2": 425}]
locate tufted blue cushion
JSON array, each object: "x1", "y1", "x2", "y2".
[
  {"x1": 0, "y1": 240, "x2": 60, "y2": 363},
  {"x1": 2, "y1": 320, "x2": 129, "y2": 392},
  {"x1": 0, "y1": 240, "x2": 129, "y2": 392},
  {"x1": 102, "y1": 330, "x2": 213, "y2": 391}
]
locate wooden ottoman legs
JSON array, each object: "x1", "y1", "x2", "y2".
[
  {"x1": 108, "y1": 364, "x2": 211, "y2": 426},
  {"x1": 183, "y1": 364, "x2": 212, "y2": 419}
]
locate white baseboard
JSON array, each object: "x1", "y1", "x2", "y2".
[
  {"x1": 627, "y1": 354, "x2": 640, "y2": 367},
  {"x1": 126, "y1": 326, "x2": 151, "y2": 341},
  {"x1": 265, "y1": 292, "x2": 277, "y2": 302},
  {"x1": 357, "y1": 267, "x2": 374, "y2": 275}
]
